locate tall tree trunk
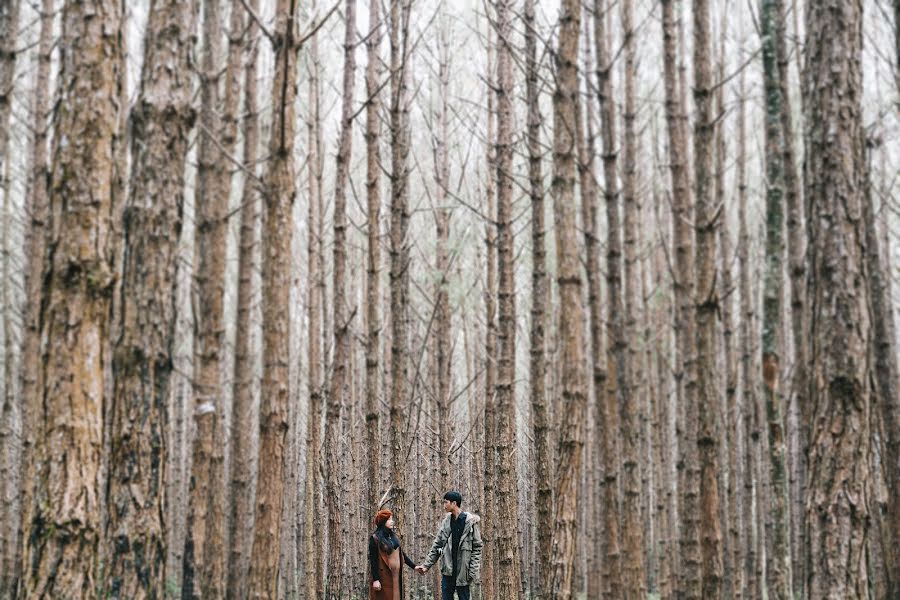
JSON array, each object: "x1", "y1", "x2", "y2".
[
  {"x1": 388, "y1": 0, "x2": 412, "y2": 562},
  {"x1": 433, "y1": 4, "x2": 452, "y2": 497},
  {"x1": 773, "y1": 1, "x2": 807, "y2": 594},
  {"x1": 864, "y1": 138, "x2": 900, "y2": 599},
  {"x1": 304, "y1": 12, "x2": 325, "y2": 600},
  {"x1": 183, "y1": 0, "x2": 230, "y2": 593},
  {"x1": 227, "y1": 0, "x2": 262, "y2": 595},
  {"x1": 548, "y1": 0, "x2": 588, "y2": 597},
  {"x1": 105, "y1": 1, "x2": 196, "y2": 595},
  {"x1": 23, "y1": 1, "x2": 122, "y2": 595},
  {"x1": 364, "y1": 0, "x2": 383, "y2": 511},
  {"x1": 691, "y1": 1, "x2": 723, "y2": 596},
  {"x1": 736, "y1": 70, "x2": 759, "y2": 600},
  {"x1": 803, "y1": 1, "x2": 872, "y2": 597},
  {"x1": 246, "y1": 0, "x2": 298, "y2": 595},
  {"x1": 760, "y1": 1, "x2": 793, "y2": 596},
  {"x1": 325, "y1": 0, "x2": 356, "y2": 595},
  {"x1": 714, "y1": 34, "x2": 741, "y2": 600},
  {"x1": 525, "y1": 0, "x2": 550, "y2": 594},
  {"x1": 0, "y1": 0, "x2": 21, "y2": 594},
  {"x1": 620, "y1": 1, "x2": 645, "y2": 595},
  {"x1": 591, "y1": 3, "x2": 621, "y2": 596},
  {"x1": 492, "y1": 1, "x2": 522, "y2": 596},
  {"x1": 480, "y1": 15, "x2": 499, "y2": 600},
  {"x1": 661, "y1": 1, "x2": 698, "y2": 594}
]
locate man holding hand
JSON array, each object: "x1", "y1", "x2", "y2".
[{"x1": 416, "y1": 491, "x2": 483, "y2": 600}]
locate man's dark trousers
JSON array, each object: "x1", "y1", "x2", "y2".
[{"x1": 441, "y1": 576, "x2": 470, "y2": 600}]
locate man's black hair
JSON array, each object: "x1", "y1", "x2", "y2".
[{"x1": 444, "y1": 490, "x2": 463, "y2": 507}]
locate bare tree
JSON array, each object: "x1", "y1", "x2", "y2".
[
  {"x1": 548, "y1": 0, "x2": 588, "y2": 597},
  {"x1": 227, "y1": 0, "x2": 262, "y2": 596},
  {"x1": 183, "y1": 0, "x2": 231, "y2": 593},
  {"x1": 803, "y1": 0, "x2": 873, "y2": 597},
  {"x1": 493, "y1": 0, "x2": 523, "y2": 595},
  {"x1": 23, "y1": 0, "x2": 123, "y2": 595},
  {"x1": 325, "y1": 0, "x2": 357, "y2": 595},
  {"x1": 246, "y1": 0, "x2": 298, "y2": 595},
  {"x1": 0, "y1": 0, "x2": 21, "y2": 594},
  {"x1": 592, "y1": 3, "x2": 622, "y2": 595},
  {"x1": 105, "y1": 0, "x2": 196, "y2": 594}
]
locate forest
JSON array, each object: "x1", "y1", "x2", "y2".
[{"x1": 0, "y1": 0, "x2": 898, "y2": 598}]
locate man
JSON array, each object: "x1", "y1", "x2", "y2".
[{"x1": 416, "y1": 491, "x2": 483, "y2": 600}]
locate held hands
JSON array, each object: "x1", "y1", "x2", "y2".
[
  {"x1": 372, "y1": 581, "x2": 382, "y2": 591},
  {"x1": 415, "y1": 565, "x2": 427, "y2": 575}
]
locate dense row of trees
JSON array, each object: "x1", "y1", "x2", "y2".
[{"x1": 0, "y1": 0, "x2": 898, "y2": 598}]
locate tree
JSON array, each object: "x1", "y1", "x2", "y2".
[
  {"x1": 364, "y1": 0, "x2": 384, "y2": 510},
  {"x1": 548, "y1": 0, "x2": 588, "y2": 597},
  {"x1": 246, "y1": 0, "x2": 298, "y2": 595},
  {"x1": 23, "y1": 0, "x2": 123, "y2": 595},
  {"x1": 803, "y1": 1, "x2": 873, "y2": 597},
  {"x1": 592, "y1": 3, "x2": 622, "y2": 595},
  {"x1": 325, "y1": 0, "x2": 356, "y2": 595},
  {"x1": 227, "y1": 0, "x2": 262, "y2": 596},
  {"x1": 691, "y1": 0, "x2": 723, "y2": 596},
  {"x1": 493, "y1": 0, "x2": 523, "y2": 595},
  {"x1": 525, "y1": 0, "x2": 551, "y2": 594},
  {"x1": 0, "y1": 0, "x2": 21, "y2": 593},
  {"x1": 183, "y1": 0, "x2": 231, "y2": 593},
  {"x1": 105, "y1": 0, "x2": 196, "y2": 594},
  {"x1": 759, "y1": 0, "x2": 793, "y2": 596},
  {"x1": 620, "y1": 0, "x2": 646, "y2": 594}
]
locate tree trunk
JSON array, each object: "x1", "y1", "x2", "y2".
[
  {"x1": 591, "y1": 4, "x2": 621, "y2": 596},
  {"x1": 803, "y1": 1, "x2": 872, "y2": 597},
  {"x1": 760, "y1": 1, "x2": 793, "y2": 596},
  {"x1": 864, "y1": 137, "x2": 900, "y2": 599},
  {"x1": 246, "y1": 0, "x2": 298, "y2": 595},
  {"x1": 525, "y1": 0, "x2": 550, "y2": 594},
  {"x1": 183, "y1": 0, "x2": 230, "y2": 593},
  {"x1": 690, "y1": 1, "x2": 723, "y2": 597},
  {"x1": 105, "y1": 0, "x2": 196, "y2": 595},
  {"x1": 389, "y1": 0, "x2": 412, "y2": 564},
  {"x1": 227, "y1": 0, "x2": 262, "y2": 595},
  {"x1": 548, "y1": 1, "x2": 588, "y2": 597},
  {"x1": 325, "y1": 0, "x2": 356, "y2": 595},
  {"x1": 23, "y1": 1, "x2": 122, "y2": 595},
  {"x1": 0, "y1": 0, "x2": 21, "y2": 594},
  {"x1": 364, "y1": 0, "x2": 383, "y2": 511},
  {"x1": 493, "y1": 0, "x2": 522, "y2": 595},
  {"x1": 304, "y1": 13, "x2": 325, "y2": 600},
  {"x1": 620, "y1": 1, "x2": 645, "y2": 595}
]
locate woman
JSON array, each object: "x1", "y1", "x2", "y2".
[{"x1": 369, "y1": 509, "x2": 417, "y2": 600}]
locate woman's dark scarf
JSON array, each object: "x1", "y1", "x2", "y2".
[{"x1": 373, "y1": 525, "x2": 400, "y2": 554}]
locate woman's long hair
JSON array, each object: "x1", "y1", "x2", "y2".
[{"x1": 373, "y1": 524, "x2": 400, "y2": 554}]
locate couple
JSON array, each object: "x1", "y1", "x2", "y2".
[{"x1": 368, "y1": 491, "x2": 483, "y2": 600}]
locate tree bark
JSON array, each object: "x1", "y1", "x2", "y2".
[
  {"x1": 591, "y1": 4, "x2": 621, "y2": 596},
  {"x1": 325, "y1": 0, "x2": 356, "y2": 595},
  {"x1": 304, "y1": 11, "x2": 325, "y2": 600},
  {"x1": 23, "y1": 1, "x2": 122, "y2": 595},
  {"x1": 227, "y1": 0, "x2": 262, "y2": 596},
  {"x1": 760, "y1": 1, "x2": 793, "y2": 596},
  {"x1": 0, "y1": 0, "x2": 21, "y2": 594},
  {"x1": 246, "y1": 0, "x2": 298, "y2": 595},
  {"x1": 620, "y1": 1, "x2": 645, "y2": 595},
  {"x1": 493, "y1": 0, "x2": 522, "y2": 595},
  {"x1": 364, "y1": 0, "x2": 384, "y2": 511},
  {"x1": 803, "y1": 1, "x2": 872, "y2": 597},
  {"x1": 525, "y1": 0, "x2": 550, "y2": 594},
  {"x1": 183, "y1": 0, "x2": 231, "y2": 593},
  {"x1": 105, "y1": 0, "x2": 196, "y2": 595},
  {"x1": 691, "y1": 1, "x2": 723, "y2": 597},
  {"x1": 548, "y1": 0, "x2": 588, "y2": 597}
]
